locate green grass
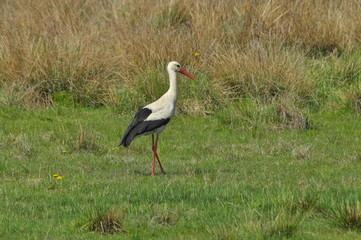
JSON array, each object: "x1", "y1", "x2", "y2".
[
  {"x1": 1, "y1": 106, "x2": 361, "y2": 239},
  {"x1": 1, "y1": 1, "x2": 361, "y2": 238}
]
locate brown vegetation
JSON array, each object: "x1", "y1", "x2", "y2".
[{"x1": 0, "y1": 0, "x2": 360, "y2": 117}]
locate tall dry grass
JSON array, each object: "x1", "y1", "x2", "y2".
[{"x1": 0, "y1": 0, "x2": 361, "y2": 118}]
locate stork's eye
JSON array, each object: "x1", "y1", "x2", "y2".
[{"x1": 176, "y1": 64, "x2": 180, "y2": 68}]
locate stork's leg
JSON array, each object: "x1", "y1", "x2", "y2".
[
  {"x1": 154, "y1": 134, "x2": 166, "y2": 174},
  {"x1": 151, "y1": 134, "x2": 156, "y2": 176}
]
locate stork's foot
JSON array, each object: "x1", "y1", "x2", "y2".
[{"x1": 150, "y1": 171, "x2": 165, "y2": 176}]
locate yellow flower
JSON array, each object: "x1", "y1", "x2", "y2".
[
  {"x1": 52, "y1": 173, "x2": 59, "y2": 178},
  {"x1": 56, "y1": 176, "x2": 63, "y2": 180},
  {"x1": 194, "y1": 52, "x2": 200, "y2": 56}
]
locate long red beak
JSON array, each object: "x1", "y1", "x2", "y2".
[{"x1": 179, "y1": 68, "x2": 197, "y2": 81}]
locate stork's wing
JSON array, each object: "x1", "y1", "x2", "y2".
[{"x1": 119, "y1": 108, "x2": 152, "y2": 147}]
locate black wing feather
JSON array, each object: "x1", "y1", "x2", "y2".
[
  {"x1": 119, "y1": 108, "x2": 152, "y2": 147},
  {"x1": 119, "y1": 108, "x2": 171, "y2": 147}
]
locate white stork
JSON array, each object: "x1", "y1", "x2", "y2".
[{"x1": 119, "y1": 61, "x2": 197, "y2": 176}]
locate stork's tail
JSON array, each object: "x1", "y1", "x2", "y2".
[
  {"x1": 119, "y1": 126, "x2": 137, "y2": 147},
  {"x1": 118, "y1": 137, "x2": 129, "y2": 147}
]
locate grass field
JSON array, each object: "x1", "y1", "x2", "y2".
[
  {"x1": 1, "y1": 0, "x2": 361, "y2": 239},
  {"x1": 1, "y1": 106, "x2": 361, "y2": 239}
]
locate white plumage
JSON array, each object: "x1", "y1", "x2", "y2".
[{"x1": 119, "y1": 61, "x2": 196, "y2": 176}]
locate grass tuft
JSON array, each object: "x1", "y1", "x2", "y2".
[
  {"x1": 149, "y1": 207, "x2": 178, "y2": 227},
  {"x1": 275, "y1": 100, "x2": 310, "y2": 130},
  {"x1": 242, "y1": 201, "x2": 309, "y2": 239},
  {"x1": 263, "y1": 207, "x2": 308, "y2": 239},
  {"x1": 333, "y1": 200, "x2": 361, "y2": 232},
  {"x1": 297, "y1": 193, "x2": 318, "y2": 213},
  {"x1": 82, "y1": 208, "x2": 126, "y2": 235}
]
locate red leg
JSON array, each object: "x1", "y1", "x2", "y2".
[
  {"x1": 151, "y1": 134, "x2": 156, "y2": 176},
  {"x1": 155, "y1": 134, "x2": 166, "y2": 174}
]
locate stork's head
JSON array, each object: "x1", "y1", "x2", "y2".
[{"x1": 167, "y1": 61, "x2": 197, "y2": 80}]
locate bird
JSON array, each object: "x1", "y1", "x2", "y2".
[{"x1": 119, "y1": 61, "x2": 197, "y2": 176}]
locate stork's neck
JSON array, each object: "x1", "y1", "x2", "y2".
[{"x1": 165, "y1": 69, "x2": 178, "y2": 100}]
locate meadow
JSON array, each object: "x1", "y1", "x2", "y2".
[{"x1": 1, "y1": 0, "x2": 361, "y2": 239}]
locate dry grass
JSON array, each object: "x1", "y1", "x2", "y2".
[
  {"x1": 81, "y1": 208, "x2": 126, "y2": 235},
  {"x1": 241, "y1": 205, "x2": 309, "y2": 239},
  {"x1": 0, "y1": 0, "x2": 361, "y2": 114}
]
